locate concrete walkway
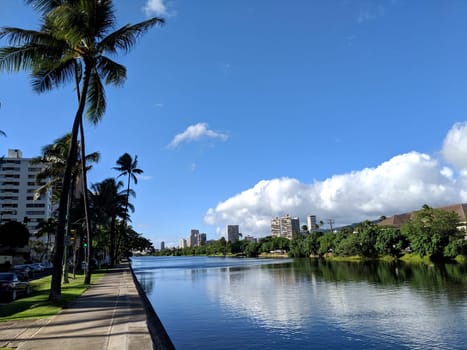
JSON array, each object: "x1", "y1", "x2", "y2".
[{"x1": 0, "y1": 264, "x2": 157, "y2": 350}]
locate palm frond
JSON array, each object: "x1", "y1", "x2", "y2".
[
  {"x1": 85, "y1": 151, "x2": 100, "y2": 163},
  {"x1": 86, "y1": 70, "x2": 106, "y2": 123},
  {"x1": 130, "y1": 173, "x2": 138, "y2": 185},
  {"x1": 31, "y1": 56, "x2": 76, "y2": 93},
  {"x1": 46, "y1": 4, "x2": 88, "y2": 47},
  {"x1": 99, "y1": 17, "x2": 164, "y2": 55},
  {"x1": 89, "y1": 0, "x2": 115, "y2": 38},
  {"x1": 127, "y1": 202, "x2": 135, "y2": 213},
  {"x1": 25, "y1": 0, "x2": 64, "y2": 15},
  {"x1": 0, "y1": 45, "x2": 40, "y2": 72},
  {"x1": 0, "y1": 27, "x2": 58, "y2": 46},
  {"x1": 97, "y1": 56, "x2": 126, "y2": 86}
]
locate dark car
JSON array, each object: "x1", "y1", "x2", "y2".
[
  {"x1": 13, "y1": 264, "x2": 34, "y2": 279},
  {"x1": 0, "y1": 272, "x2": 31, "y2": 301}
]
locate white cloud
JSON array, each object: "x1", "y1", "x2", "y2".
[
  {"x1": 204, "y1": 147, "x2": 464, "y2": 237},
  {"x1": 139, "y1": 175, "x2": 154, "y2": 181},
  {"x1": 168, "y1": 122, "x2": 229, "y2": 149},
  {"x1": 143, "y1": 0, "x2": 167, "y2": 17},
  {"x1": 441, "y1": 122, "x2": 467, "y2": 170}
]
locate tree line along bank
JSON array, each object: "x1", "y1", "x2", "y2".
[{"x1": 154, "y1": 205, "x2": 467, "y2": 263}]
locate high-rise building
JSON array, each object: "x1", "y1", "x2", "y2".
[
  {"x1": 199, "y1": 233, "x2": 207, "y2": 246},
  {"x1": 179, "y1": 238, "x2": 187, "y2": 249},
  {"x1": 244, "y1": 235, "x2": 257, "y2": 242},
  {"x1": 271, "y1": 214, "x2": 300, "y2": 239},
  {"x1": 227, "y1": 225, "x2": 240, "y2": 243},
  {"x1": 160, "y1": 241, "x2": 165, "y2": 250},
  {"x1": 0, "y1": 149, "x2": 53, "y2": 233},
  {"x1": 188, "y1": 229, "x2": 200, "y2": 247},
  {"x1": 307, "y1": 215, "x2": 317, "y2": 232}
]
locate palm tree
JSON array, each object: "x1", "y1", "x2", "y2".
[
  {"x1": 32, "y1": 133, "x2": 100, "y2": 202},
  {"x1": 113, "y1": 153, "x2": 142, "y2": 265},
  {"x1": 32, "y1": 133, "x2": 99, "y2": 283},
  {"x1": 35, "y1": 218, "x2": 57, "y2": 263},
  {"x1": 89, "y1": 178, "x2": 132, "y2": 266},
  {"x1": 0, "y1": 0, "x2": 163, "y2": 302}
]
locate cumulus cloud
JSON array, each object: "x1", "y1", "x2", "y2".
[
  {"x1": 143, "y1": 0, "x2": 167, "y2": 16},
  {"x1": 441, "y1": 122, "x2": 467, "y2": 170},
  {"x1": 168, "y1": 122, "x2": 229, "y2": 149},
  {"x1": 205, "y1": 127, "x2": 467, "y2": 237}
]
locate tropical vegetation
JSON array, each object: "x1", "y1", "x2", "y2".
[
  {"x1": 0, "y1": 0, "x2": 163, "y2": 302},
  {"x1": 156, "y1": 205, "x2": 467, "y2": 263}
]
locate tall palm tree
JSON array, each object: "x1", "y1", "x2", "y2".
[
  {"x1": 113, "y1": 153, "x2": 142, "y2": 265},
  {"x1": 32, "y1": 133, "x2": 99, "y2": 283},
  {"x1": 0, "y1": 0, "x2": 163, "y2": 302},
  {"x1": 113, "y1": 154, "x2": 142, "y2": 216}
]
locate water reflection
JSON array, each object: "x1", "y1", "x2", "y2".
[
  {"x1": 137, "y1": 270, "x2": 155, "y2": 293},
  {"x1": 132, "y1": 257, "x2": 467, "y2": 350},
  {"x1": 206, "y1": 264, "x2": 312, "y2": 330},
  {"x1": 204, "y1": 260, "x2": 466, "y2": 348}
]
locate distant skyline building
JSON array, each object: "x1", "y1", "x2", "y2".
[
  {"x1": 307, "y1": 215, "x2": 317, "y2": 232},
  {"x1": 271, "y1": 214, "x2": 300, "y2": 239},
  {"x1": 160, "y1": 241, "x2": 165, "y2": 250},
  {"x1": 199, "y1": 233, "x2": 207, "y2": 246},
  {"x1": 244, "y1": 235, "x2": 257, "y2": 243},
  {"x1": 179, "y1": 238, "x2": 187, "y2": 249},
  {"x1": 227, "y1": 225, "x2": 240, "y2": 243},
  {"x1": 188, "y1": 229, "x2": 200, "y2": 247}
]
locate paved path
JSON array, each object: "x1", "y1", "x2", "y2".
[{"x1": 0, "y1": 264, "x2": 155, "y2": 350}]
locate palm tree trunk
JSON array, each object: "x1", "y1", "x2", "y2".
[
  {"x1": 79, "y1": 119, "x2": 93, "y2": 284},
  {"x1": 75, "y1": 60, "x2": 93, "y2": 285},
  {"x1": 110, "y1": 216, "x2": 116, "y2": 267},
  {"x1": 63, "y1": 186, "x2": 73, "y2": 284},
  {"x1": 49, "y1": 65, "x2": 91, "y2": 303}
]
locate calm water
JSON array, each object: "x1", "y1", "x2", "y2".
[{"x1": 131, "y1": 256, "x2": 467, "y2": 350}]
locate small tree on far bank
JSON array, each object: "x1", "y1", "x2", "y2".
[{"x1": 401, "y1": 205, "x2": 459, "y2": 260}]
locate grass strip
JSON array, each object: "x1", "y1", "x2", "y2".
[{"x1": 0, "y1": 271, "x2": 105, "y2": 322}]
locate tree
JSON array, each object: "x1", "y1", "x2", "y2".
[
  {"x1": 113, "y1": 153, "x2": 143, "y2": 265},
  {"x1": 375, "y1": 227, "x2": 407, "y2": 257},
  {"x1": 89, "y1": 178, "x2": 131, "y2": 266},
  {"x1": 317, "y1": 233, "x2": 338, "y2": 256},
  {"x1": 0, "y1": 221, "x2": 30, "y2": 247},
  {"x1": 32, "y1": 133, "x2": 100, "y2": 202},
  {"x1": 401, "y1": 205, "x2": 460, "y2": 259},
  {"x1": 0, "y1": 0, "x2": 163, "y2": 302},
  {"x1": 32, "y1": 133, "x2": 99, "y2": 284},
  {"x1": 35, "y1": 218, "x2": 57, "y2": 262}
]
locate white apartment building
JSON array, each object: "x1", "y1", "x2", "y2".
[
  {"x1": 227, "y1": 225, "x2": 240, "y2": 243},
  {"x1": 307, "y1": 215, "x2": 317, "y2": 232},
  {"x1": 179, "y1": 238, "x2": 187, "y2": 249},
  {"x1": 271, "y1": 214, "x2": 300, "y2": 239},
  {"x1": 0, "y1": 149, "x2": 53, "y2": 233}
]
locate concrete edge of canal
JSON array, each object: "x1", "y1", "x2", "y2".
[{"x1": 129, "y1": 261, "x2": 176, "y2": 350}]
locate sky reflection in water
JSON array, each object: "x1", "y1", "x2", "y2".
[{"x1": 132, "y1": 257, "x2": 467, "y2": 350}]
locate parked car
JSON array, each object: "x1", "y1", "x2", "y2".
[
  {"x1": 0, "y1": 272, "x2": 31, "y2": 301},
  {"x1": 29, "y1": 263, "x2": 45, "y2": 272},
  {"x1": 13, "y1": 265, "x2": 33, "y2": 279}
]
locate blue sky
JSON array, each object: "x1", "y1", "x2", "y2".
[{"x1": 1, "y1": 0, "x2": 467, "y2": 247}]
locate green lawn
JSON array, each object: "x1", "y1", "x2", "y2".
[{"x1": 0, "y1": 272, "x2": 105, "y2": 321}]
